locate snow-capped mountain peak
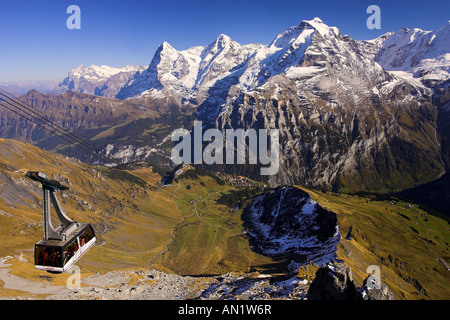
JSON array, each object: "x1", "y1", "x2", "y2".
[
  {"x1": 159, "y1": 41, "x2": 177, "y2": 53},
  {"x1": 300, "y1": 17, "x2": 340, "y2": 37},
  {"x1": 201, "y1": 34, "x2": 234, "y2": 62},
  {"x1": 269, "y1": 24, "x2": 311, "y2": 49},
  {"x1": 119, "y1": 17, "x2": 347, "y2": 102},
  {"x1": 115, "y1": 17, "x2": 448, "y2": 108},
  {"x1": 269, "y1": 17, "x2": 338, "y2": 49},
  {"x1": 372, "y1": 22, "x2": 450, "y2": 82},
  {"x1": 215, "y1": 33, "x2": 232, "y2": 48}
]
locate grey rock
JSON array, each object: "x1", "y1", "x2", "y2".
[
  {"x1": 307, "y1": 262, "x2": 358, "y2": 300},
  {"x1": 307, "y1": 261, "x2": 395, "y2": 300}
]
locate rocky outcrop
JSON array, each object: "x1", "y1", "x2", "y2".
[
  {"x1": 307, "y1": 262, "x2": 359, "y2": 300},
  {"x1": 245, "y1": 186, "x2": 340, "y2": 266}
]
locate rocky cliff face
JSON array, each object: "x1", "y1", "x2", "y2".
[
  {"x1": 116, "y1": 18, "x2": 446, "y2": 191},
  {"x1": 0, "y1": 90, "x2": 174, "y2": 165},
  {"x1": 0, "y1": 90, "x2": 145, "y2": 134},
  {"x1": 307, "y1": 261, "x2": 395, "y2": 300},
  {"x1": 360, "y1": 23, "x2": 450, "y2": 173},
  {"x1": 211, "y1": 19, "x2": 444, "y2": 190}
]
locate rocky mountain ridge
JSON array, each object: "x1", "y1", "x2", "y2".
[
  {"x1": 50, "y1": 64, "x2": 146, "y2": 98},
  {"x1": 245, "y1": 186, "x2": 340, "y2": 266},
  {"x1": 114, "y1": 18, "x2": 449, "y2": 190}
]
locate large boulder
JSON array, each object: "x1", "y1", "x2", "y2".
[
  {"x1": 307, "y1": 262, "x2": 358, "y2": 300},
  {"x1": 307, "y1": 262, "x2": 395, "y2": 300}
]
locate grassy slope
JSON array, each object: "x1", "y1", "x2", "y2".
[
  {"x1": 0, "y1": 138, "x2": 184, "y2": 295},
  {"x1": 0, "y1": 139, "x2": 270, "y2": 296},
  {"x1": 150, "y1": 173, "x2": 274, "y2": 275},
  {"x1": 300, "y1": 187, "x2": 450, "y2": 300}
]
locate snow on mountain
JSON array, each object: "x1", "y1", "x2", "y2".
[
  {"x1": 117, "y1": 17, "x2": 355, "y2": 118},
  {"x1": 8, "y1": 17, "x2": 448, "y2": 192},
  {"x1": 117, "y1": 18, "x2": 323, "y2": 100},
  {"x1": 118, "y1": 18, "x2": 449, "y2": 105},
  {"x1": 51, "y1": 64, "x2": 146, "y2": 97},
  {"x1": 71, "y1": 64, "x2": 125, "y2": 80},
  {"x1": 116, "y1": 34, "x2": 263, "y2": 103},
  {"x1": 246, "y1": 186, "x2": 340, "y2": 266},
  {"x1": 110, "y1": 18, "x2": 448, "y2": 191},
  {"x1": 50, "y1": 18, "x2": 448, "y2": 105},
  {"x1": 210, "y1": 18, "x2": 445, "y2": 189}
]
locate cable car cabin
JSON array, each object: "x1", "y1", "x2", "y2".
[
  {"x1": 35, "y1": 223, "x2": 96, "y2": 273},
  {"x1": 26, "y1": 171, "x2": 96, "y2": 273}
]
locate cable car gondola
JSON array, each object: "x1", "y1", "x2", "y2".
[{"x1": 27, "y1": 171, "x2": 96, "y2": 273}]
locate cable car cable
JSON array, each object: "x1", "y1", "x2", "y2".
[
  {"x1": 0, "y1": 89, "x2": 104, "y2": 154},
  {"x1": 0, "y1": 89, "x2": 215, "y2": 205},
  {"x1": 0, "y1": 93, "x2": 165, "y2": 187}
]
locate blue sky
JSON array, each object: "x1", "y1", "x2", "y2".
[{"x1": 0, "y1": 0, "x2": 448, "y2": 82}]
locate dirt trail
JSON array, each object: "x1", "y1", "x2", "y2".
[{"x1": 0, "y1": 256, "x2": 67, "y2": 297}]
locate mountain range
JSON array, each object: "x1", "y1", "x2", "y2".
[
  {"x1": 55, "y1": 18, "x2": 449, "y2": 102},
  {"x1": 48, "y1": 64, "x2": 146, "y2": 97},
  {"x1": 2, "y1": 17, "x2": 449, "y2": 193},
  {"x1": 1, "y1": 138, "x2": 448, "y2": 299}
]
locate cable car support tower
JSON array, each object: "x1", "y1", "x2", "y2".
[{"x1": 27, "y1": 172, "x2": 76, "y2": 241}]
